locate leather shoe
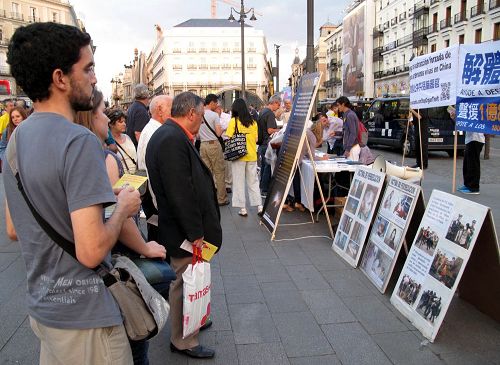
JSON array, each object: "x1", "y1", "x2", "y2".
[
  {"x1": 170, "y1": 343, "x2": 215, "y2": 358},
  {"x1": 218, "y1": 201, "x2": 230, "y2": 206},
  {"x1": 200, "y1": 318, "x2": 213, "y2": 331}
]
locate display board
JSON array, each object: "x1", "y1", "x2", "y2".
[
  {"x1": 390, "y1": 190, "x2": 492, "y2": 342},
  {"x1": 261, "y1": 72, "x2": 321, "y2": 237},
  {"x1": 360, "y1": 177, "x2": 424, "y2": 293},
  {"x1": 455, "y1": 40, "x2": 500, "y2": 135},
  {"x1": 332, "y1": 167, "x2": 385, "y2": 267}
]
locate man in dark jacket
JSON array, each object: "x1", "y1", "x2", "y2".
[
  {"x1": 126, "y1": 83, "x2": 151, "y2": 146},
  {"x1": 146, "y1": 92, "x2": 222, "y2": 359},
  {"x1": 337, "y1": 96, "x2": 360, "y2": 161}
]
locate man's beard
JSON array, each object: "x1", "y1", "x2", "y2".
[{"x1": 70, "y1": 81, "x2": 94, "y2": 112}]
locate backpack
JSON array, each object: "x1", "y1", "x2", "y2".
[{"x1": 357, "y1": 119, "x2": 368, "y2": 147}]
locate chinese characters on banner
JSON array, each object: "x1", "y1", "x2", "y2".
[
  {"x1": 456, "y1": 41, "x2": 500, "y2": 135},
  {"x1": 409, "y1": 45, "x2": 459, "y2": 109}
]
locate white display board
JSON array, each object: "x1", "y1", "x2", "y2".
[
  {"x1": 332, "y1": 167, "x2": 385, "y2": 267},
  {"x1": 409, "y1": 45, "x2": 459, "y2": 109},
  {"x1": 390, "y1": 190, "x2": 489, "y2": 342},
  {"x1": 360, "y1": 177, "x2": 424, "y2": 293}
]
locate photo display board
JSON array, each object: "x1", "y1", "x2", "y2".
[
  {"x1": 390, "y1": 190, "x2": 489, "y2": 342},
  {"x1": 261, "y1": 72, "x2": 321, "y2": 237},
  {"x1": 360, "y1": 177, "x2": 422, "y2": 293},
  {"x1": 332, "y1": 167, "x2": 385, "y2": 267}
]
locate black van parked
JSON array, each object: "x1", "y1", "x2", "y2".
[{"x1": 362, "y1": 97, "x2": 465, "y2": 157}]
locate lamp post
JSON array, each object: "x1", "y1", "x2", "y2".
[
  {"x1": 110, "y1": 77, "x2": 122, "y2": 106},
  {"x1": 274, "y1": 44, "x2": 280, "y2": 93},
  {"x1": 228, "y1": 0, "x2": 257, "y2": 101}
]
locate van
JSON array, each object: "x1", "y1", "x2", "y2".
[{"x1": 362, "y1": 97, "x2": 465, "y2": 157}]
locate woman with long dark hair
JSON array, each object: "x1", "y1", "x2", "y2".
[
  {"x1": 0, "y1": 106, "x2": 28, "y2": 161},
  {"x1": 225, "y1": 98, "x2": 262, "y2": 216}
]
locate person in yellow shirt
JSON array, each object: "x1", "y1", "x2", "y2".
[
  {"x1": 225, "y1": 98, "x2": 262, "y2": 217},
  {"x1": 0, "y1": 99, "x2": 15, "y2": 133}
]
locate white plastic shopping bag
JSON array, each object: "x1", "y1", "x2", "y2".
[{"x1": 182, "y1": 248, "x2": 211, "y2": 339}]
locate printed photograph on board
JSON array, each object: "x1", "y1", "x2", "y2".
[
  {"x1": 361, "y1": 241, "x2": 392, "y2": 286},
  {"x1": 416, "y1": 289, "x2": 443, "y2": 324},
  {"x1": 384, "y1": 223, "x2": 403, "y2": 250},
  {"x1": 429, "y1": 249, "x2": 464, "y2": 289},
  {"x1": 351, "y1": 221, "x2": 365, "y2": 245},
  {"x1": 351, "y1": 179, "x2": 365, "y2": 199},
  {"x1": 339, "y1": 214, "x2": 354, "y2": 235},
  {"x1": 415, "y1": 225, "x2": 439, "y2": 256},
  {"x1": 392, "y1": 193, "x2": 413, "y2": 221},
  {"x1": 373, "y1": 215, "x2": 390, "y2": 240},
  {"x1": 381, "y1": 188, "x2": 396, "y2": 211},
  {"x1": 396, "y1": 274, "x2": 422, "y2": 306},
  {"x1": 445, "y1": 214, "x2": 478, "y2": 249},
  {"x1": 346, "y1": 240, "x2": 360, "y2": 260},
  {"x1": 345, "y1": 196, "x2": 360, "y2": 215},
  {"x1": 357, "y1": 184, "x2": 378, "y2": 222},
  {"x1": 334, "y1": 232, "x2": 349, "y2": 250}
]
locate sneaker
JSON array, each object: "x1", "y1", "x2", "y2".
[
  {"x1": 257, "y1": 205, "x2": 263, "y2": 214},
  {"x1": 238, "y1": 208, "x2": 248, "y2": 217},
  {"x1": 457, "y1": 185, "x2": 467, "y2": 191},
  {"x1": 457, "y1": 186, "x2": 480, "y2": 195}
]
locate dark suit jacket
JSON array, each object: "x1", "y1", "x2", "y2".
[{"x1": 146, "y1": 119, "x2": 222, "y2": 258}]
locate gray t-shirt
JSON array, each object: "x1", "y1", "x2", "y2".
[
  {"x1": 3, "y1": 112, "x2": 121, "y2": 329},
  {"x1": 199, "y1": 109, "x2": 220, "y2": 142}
]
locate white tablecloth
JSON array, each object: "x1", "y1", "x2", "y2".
[{"x1": 300, "y1": 159, "x2": 358, "y2": 211}]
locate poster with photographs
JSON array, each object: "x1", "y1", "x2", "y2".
[
  {"x1": 360, "y1": 177, "x2": 422, "y2": 293},
  {"x1": 390, "y1": 190, "x2": 489, "y2": 342},
  {"x1": 332, "y1": 167, "x2": 385, "y2": 267}
]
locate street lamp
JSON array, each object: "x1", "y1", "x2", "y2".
[
  {"x1": 228, "y1": 0, "x2": 257, "y2": 100},
  {"x1": 110, "y1": 77, "x2": 122, "y2": 106},
  {"x1": 274, "y1": 44, "x2": 280, "y2": 93}
]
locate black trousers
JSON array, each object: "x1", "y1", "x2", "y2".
[
  {"x1": 463, "y1": 141, "x2": 484, "y2": 192},
  {"x1": 414, "y1": 121, "x2": 428, "y2": 169}
]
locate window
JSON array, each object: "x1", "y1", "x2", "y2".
[
  {"x1": 494, "y1": 23, "x2": 500, "y2": 41},
  {"x1": 459, "y1": 34, "x2": 465, "y2": 44},
  {"x1": 52, "y1": 12, "x2": 58, "y2": 23},
  {"x1": 30, "y1": 7, "x2": 37, "y2": 21},
  {"x1": 431, "y1": 44, "x2": 436, "y2": 52},
  {"x1": 0, "y1": 27, "x2": 3, "y2": 41},
  {"x1": 444, "y1": 39, "x2": 450, "y2": 47},
  {"x1": 475, "y1": 28, "x2": 482, "y2": 43}
]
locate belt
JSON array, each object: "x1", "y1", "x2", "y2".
[{"x1": 201, "y1": 140, "x2": 217, "y2": 144}]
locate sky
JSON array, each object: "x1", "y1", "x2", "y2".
[{"x1": 70, "y1": 0, "x2": 352, "y2": 99}]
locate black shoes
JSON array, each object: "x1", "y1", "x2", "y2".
[{"x1": 170, "y1": 343, "x2": 215, "y2": 359}]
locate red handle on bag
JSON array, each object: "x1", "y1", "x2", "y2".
[{"x1": 192, "y1": 246, "x2": 203, "y2": 265}]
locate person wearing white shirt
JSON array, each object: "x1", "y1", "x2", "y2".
[
  {"x1": 216, "y1": 105, "x2": 232, "y2": 193},
  {"x1": 136, "y1": 95, "x2": 173, "y2": 240}
]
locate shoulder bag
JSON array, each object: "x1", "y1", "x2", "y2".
[
  {"x1": 202, "y1": 116, "x2": 225, "y2": 152},
  {"x1": 6, "y1": 130, "x2": 169, "y2": 341},
  {"x1": 224, "y1": 119, "x2": 247, "y2": 161}
]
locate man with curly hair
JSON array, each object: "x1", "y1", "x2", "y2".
[{"x1": 4, "y1": 23, "x2": 140, "y2": 364}]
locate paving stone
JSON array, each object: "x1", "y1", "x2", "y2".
[
  {"x1": 186, "y1": 331, "x2": 238, "y2": 365},
  {"x1": 373, "y1": 331, "x2": 444, "y2": 364},
  {"x1": 342, "y1": 295, "x2": 409, "y2": 334},
  {"x1": 286, "y1": 265, "x2": 330, "y2": 290},
  {"x1": 252, "y1": 259, "x2": 291, "y2": 283},
  {"x1": 274, "y1": 246, "x2": 312, "y2": 266},
  {"x1": 440, "y1": 351, "x2": 496, "y2": 365},
  {"x1": 322, "y1": 322, "x2": 392, "y2": 365},
  {"x1": 0, "y1": 252, "x2": 20, "y2": 273},
  {"x1": 272, "y1": 311, "x2": 334, "y2": 357},
  {"x1": 220, "y1": 259, "x2": 255, "y2": 276},
  {"x1": 301, "y1": 289, "x2": 356, "y2": 324},
  {"x1": 226, "y1": 289, "x2": 265, "y2": 305},
  {"x1": 303, "y1": 248, "x2": 350, "y2": 272},
  {"x1": 0, "y1": 256, "x2": 27, "y2": 304},
  {"x1": 245, "y1": 241, "x2": 278, "y2": 261},
  {"x1": 207, "y1": 294, "x2": 232, "y2": 332},
  {"x1": 261, "y1": 281, "x2": 309, "y2": 313},
  {"x1": 237, "y1": 342, "x2": 289, "y2": 365},
  {"x1": 222, "y1": 274, "x2": 259, "y2": 293},
  {"x1": 321, "y1": 269, "x2": 374, "y2": 297},
  {"x1": 0, "y1": 284, "x2": 28, "y2": 348},
  {"x1": 289, "y1": 354, "x2": 342, "y2": 365},
  {"x1": 228, "y1": 302, "x2": 279, "y2": 344},
  {"x1": 0, "y1": 326, "x2": 39, "y2": 365}
]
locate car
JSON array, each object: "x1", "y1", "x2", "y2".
[{"x1": 362, "y1": 97, "x2": 465, "y2": 157}]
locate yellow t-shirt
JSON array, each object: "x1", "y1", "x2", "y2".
[
  {"x1": 0, "y1": 113, "x2": 10, "y2": 134},
  {"x1": 226, "y1": 117, "x2": 258, "y2": 162}
]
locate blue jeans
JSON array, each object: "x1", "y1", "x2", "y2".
[{"x1": 258, "y1": 144, "x2": 271, "y2": 193}]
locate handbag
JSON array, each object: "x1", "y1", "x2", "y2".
[
  {"x1": 202, "y1": 116, "x2": 225, "y2": 151},
  {"x1": 182, "y1": 248, "x2": 211, "y2": 339},
  {"x1": 6, "y1": 130, "x2": 169, "y2": 341},
  {"x1": 224, "y1": 119, "x2": 247, "y2": 161}
]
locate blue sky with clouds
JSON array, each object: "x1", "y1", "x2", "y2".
[{"x1": 71, "y1": 0, "x2": 352, "y2": 98}]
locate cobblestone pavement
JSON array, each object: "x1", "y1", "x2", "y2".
[{"x1": 1, "y1": 138, "x2": 499, "y2": 364}]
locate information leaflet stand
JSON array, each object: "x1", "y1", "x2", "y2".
[
  {"x1": 261, "y1": 72, "x2": 332, "y2": 240},
  {"x1": 390, "y1": 190, "x2": 498, "y2": 342},
  {"x1": 360, "y1": 176, "x2": 425, "y2": 293},
  {"x1": 332, "y1": 167, "x2": 385, "y2": 267}
]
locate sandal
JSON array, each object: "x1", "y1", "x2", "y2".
[
  {"x1": 294, "y1": 203, "x2": 306, "y2": 212},
  {"x1": 283, "y1": 203, "x2": 295, "y2": 212},
  {"x1": 238, "y1": 208, "x2": 248, "y2": 217}
]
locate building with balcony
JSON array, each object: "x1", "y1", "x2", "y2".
[
  {"x1": 373, "y1": 0, "x2": 420, "y2": 97},
  {"x1": 324, "y1": 25, "x2": 343, "y2": 99},
  {"x1": 147, "y1": 18, "x2": 272, "y2": 107},
  {"x1": 0, "y1": 0, "x2": 81, "y2": 98},
  {"x1": 315, "y1": 22, "x2": 339, "y2": 101},
  {"x1": 426, "y1": 0, "x2": 500, "y2": 52}
]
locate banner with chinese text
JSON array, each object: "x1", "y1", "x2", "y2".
[{"x1": 455, "y1": 41, "x2": 500, "y2": 135}]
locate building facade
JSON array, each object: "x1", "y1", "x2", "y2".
[
  {"x1": 315, "y1": 22, "x2": 338, "y2": 101},
  {"x1": 324, "y1": 25, "x2": 343, "y2": 99},
  {"x1": 0, "y1": 0, "x2": 80, "y2": 98},
  {"x1": 149, "y1": 19, "x2": 272, "y2": 106}
]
